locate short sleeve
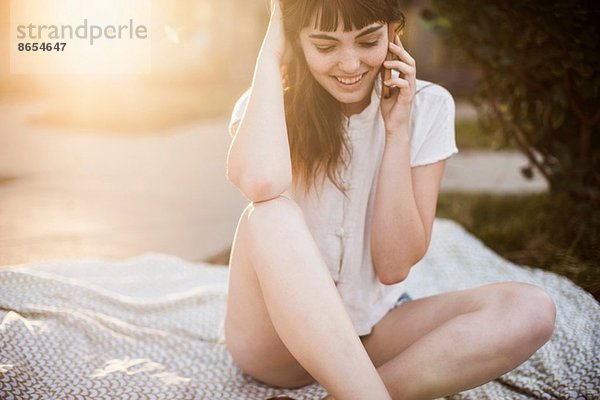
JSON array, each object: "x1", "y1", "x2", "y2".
[
  {"x1": 227, "y1": 87, "x2": 251, "y2": 137},
  {"x1": 410, "y1": 84, "x2": 459, "y2": 167}
]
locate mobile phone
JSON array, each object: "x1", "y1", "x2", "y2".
[{"x1": 382, "y1": 22, "x2": 402, "y2": 99}]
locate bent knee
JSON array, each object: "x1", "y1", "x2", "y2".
[
  {"x1": 492, "y1": 282, "x2": 557, "y2": 360},
  {"x1": 243, "y1": 195, "x2": 305, "y2": 231},
  {"x1": 506, "y1": 282, "x2": 555, "y2": 333}
]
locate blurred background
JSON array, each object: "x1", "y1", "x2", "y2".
[{"x1": 0, "y1": 0, "x2": 597, "y2": 299}]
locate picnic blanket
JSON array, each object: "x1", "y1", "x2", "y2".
[{"x1": 1, "y1": 218, "x2": 598, "y2": 399}]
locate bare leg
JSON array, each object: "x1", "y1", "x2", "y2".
[
  {"x1": 376, "y1": 288, "x2": 555, "y2": 399},
  {"x1": 224, "y1": 196, "x2": 390, "y2": 399},
  {"x1": 322, "y1": 283, "x2": 556, "y2": 400}
]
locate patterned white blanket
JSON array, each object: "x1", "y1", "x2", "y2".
[{"x1": 1, "y1": 218, "x2": 598, "y2": 399}]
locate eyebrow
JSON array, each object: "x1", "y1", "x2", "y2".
[{"x1": 308, "y1": 24, "x2": 384, "y2": 41}]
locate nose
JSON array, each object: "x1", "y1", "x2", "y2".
[{"x1": 337, "y1": 49, "x2": 361, "y2": 74}]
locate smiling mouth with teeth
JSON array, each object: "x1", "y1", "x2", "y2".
[{"x1": 334, "y1": 72, "x2": 367, "y2": 85}]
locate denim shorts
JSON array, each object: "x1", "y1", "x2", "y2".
[{"x1": 390, "y1": 292, "x2": 413, "y2": 310}]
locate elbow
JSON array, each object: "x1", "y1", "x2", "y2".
[
  {"x1": 377, "y1": 265, "x2": 410, "y2": 285},
  {"x1": 375, "y1": 246, "x2": 427, "y2": 286},
  {"x1": 226, "y1": 150, "x2": 292, "y2": 203},
  {"x1": 241, "y1": 177, "x2": 285, "y2": 203}
]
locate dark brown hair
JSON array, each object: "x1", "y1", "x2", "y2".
[{"x1": 280, "y1": 0, "x2": 404, "y2": 196}]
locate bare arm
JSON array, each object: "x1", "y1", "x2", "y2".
[
  {"x1": 371, "y1": 128, "x2": 449, "y2": 285},
  {"x1": 226, "y1": 2, "x2": 292, "y2": 203},
  {"x1": 373, "y1": 33, "x2": 427, "y2": 284}
]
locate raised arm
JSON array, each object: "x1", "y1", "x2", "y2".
[{"x1": 226, "y1": 1, "x2": 292, "y2": 203}]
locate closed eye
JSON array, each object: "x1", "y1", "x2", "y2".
[
  {"x1": 361, "y1": 40, "x2": 379, "y2": 48},
  {"x1": 315, "y1": 45, "x2": 335, "y2": 53},
  {"x1": 315, "y1": 40, "x2": 380, "y2": 53}
]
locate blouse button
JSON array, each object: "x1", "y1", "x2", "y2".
[{"x1": 336, "y1": 227, "x2": 346, "y2": 237}]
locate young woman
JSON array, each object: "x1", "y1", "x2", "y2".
[{"x1": 223, "y1": 1, "x2": 556, "y2": 399}]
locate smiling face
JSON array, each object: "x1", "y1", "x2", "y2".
[{"x1": 299, "y1": 18, "x2": 389, "y2": 116}]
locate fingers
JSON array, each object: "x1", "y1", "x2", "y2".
[
  {"x1": 384, "y1": 34, "x2": 416, "y2": 91},
  {"x1": 383, "y1": 77, "x2": 409, "y2": 89},
  {"x1": 388, "y1": 35, "x2": 415, "y2": 67},
  {"x1": 383, "y1": 59, "x2": 414, "y2": 76}
]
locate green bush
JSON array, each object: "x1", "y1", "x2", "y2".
[{"x1": 423, "y1": 1, "x2": 600, "y2": 259}]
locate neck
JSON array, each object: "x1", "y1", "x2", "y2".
[
  {"x1": 342, "y1": 82, "x2": 375, "y2": 117},
  {"x1": 342, "y1": 95, "x2": 371, "y2": 117}
]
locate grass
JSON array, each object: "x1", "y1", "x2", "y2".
[
  {"x1": 455, "y1": 119, "x2": 517, "y2": 151},
  {"x1": 207, "y1": 191, "x2": 599, "y2": 302},
  {"x1": 437, "y1": 191, "x2": 599, "y2": 301}
]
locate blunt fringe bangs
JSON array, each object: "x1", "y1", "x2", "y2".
[{"x1": 308, "y1": 0, "x2": 404, "y2": 32}]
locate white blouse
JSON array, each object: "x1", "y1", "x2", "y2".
[{"x1": 228, "y1": 77, "x2": 459, "y2": 336}]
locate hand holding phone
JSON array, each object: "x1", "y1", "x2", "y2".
[{"x1": 382, "y1": 22, "x2": 402, "y2": 99}]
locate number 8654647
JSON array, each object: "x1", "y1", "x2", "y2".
[{"x1": 17, "y1": 42, "x2": 66, "y2": 51}]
